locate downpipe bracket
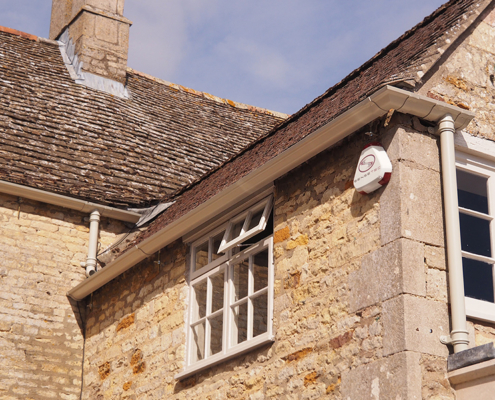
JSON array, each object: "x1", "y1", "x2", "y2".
[{"x1": 440, "y1": 329, "x2": 470, "y2": 348}]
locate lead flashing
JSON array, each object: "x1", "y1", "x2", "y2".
[
  {"x1": 448, "y1": 343, "x2": 495, "y2": 372},
  {"x1": 58, "y1": 28, "x2": 130, "y2": 99}
]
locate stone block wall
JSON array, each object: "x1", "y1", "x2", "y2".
[
  {"x1": 82, "y1": 240, "x2": 188, "y2": 399},
  {"x1": 80, "y1": 116, "x2": 456, "y2": 399},
  {"x1": 0, "y1": 193, "x2": 126, "y2": 400},
  {"x1": 69, "y1": 10, "x2": 130, "y2": 84}
]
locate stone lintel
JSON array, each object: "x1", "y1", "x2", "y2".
[{"x1": 448, "y1": 343, "x2": 495, "y2": 372}]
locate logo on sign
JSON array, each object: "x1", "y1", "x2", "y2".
[{"x1": 358, "y1": 155, "x2": 375, "y2": 173}]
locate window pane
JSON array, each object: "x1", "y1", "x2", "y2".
[
  {"x1": 253, "y1": 292, "x2": 268, "y2": 337},
  {"x1": 463, "y1": 258, "x2": 494, "y2": 303},
  {"x1": 459, "y1": 213, "x2": 491, "y2": 257},
  {"x1": 253, "y1": 249, "x2": 269, "y2": 293},
  {"x1": 191, "y1": 322, "x2": 205, "y2": 362},
  {"x1": 211, "y1": 231, "x2": 225, "y2": 261},
  {"x1": 209, "y1": 314, "x2": 223, "y2": 356},
  {"x1": 193, "y1": 280, "x2": 207, "y2": 321},
  {"x1": 240, "y1": 210, "x2": 273, "y2": 248},
  {"x1": 232, "y1": 302, "x2": 248, "y2": 345},
  {"x1": 247, "y1": 209, "x2": 263, "y2": 231},
  {"x1": 194, "y1": 241, "x2": 209, "y2": 271},
  {"x1": 233, "y1": 261, "x2": 249, "y2": 301},
  {"x1": 230, "y1": 219, "x2": 244, "y2": 242},
  {"x1": 211, "y1": 272, "x2": 224, "y2": 313},
  {"x1": 457, "y1": 169, "x2": 488, "y2": 214}
]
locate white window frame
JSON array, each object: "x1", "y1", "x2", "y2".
[
  {"x1": 456, "y1": 151, "x2": 495, "y2": 322},
  {"x1": 217, "y1": 196, "x2": 273, "y2": 254},
  {"x1": 176, "y1": 199, "x2": 274, "y2": 380},
  {"x1": 190, "y1": 223, "x2": 229, "y2": 281}
]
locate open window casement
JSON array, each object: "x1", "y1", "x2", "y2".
[{"x1": 217, "y1": 196, "x2": 273, "y2": 254}]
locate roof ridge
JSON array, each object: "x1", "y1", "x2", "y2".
[
  {"x1": 0, "y1": 26, "x2": 38, "y2": 41},
  {"x1": 127, "y1": 67, "x2": 289, "y2": 119},
  {"x1": 0, "y1": 25, "x2": 61, "y2": 46}
]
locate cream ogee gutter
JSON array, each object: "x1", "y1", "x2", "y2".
[
  {"x1": 0, "y1": 179, "x2": 141, "y2": 223},
  {"x1": 438, "y1": 115, "x2": 470, "y2": 353},
  {"x1": 68, "y1": 85, "x2": 475, "y2": 301}
]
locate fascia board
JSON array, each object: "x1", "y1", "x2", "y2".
[
  {"x1": 67, "y1": 85, "x2": 475, "y2": 301},
  {"x1": 0, "y1": 179, "x2": 140, "y2": 223}
]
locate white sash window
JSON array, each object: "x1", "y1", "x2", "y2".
[
  {"x1": 456, "y1": 152, "x2": 495, "y2": 322},
  {"x1": 176, "y1": 196, "x2": 274, "y2": 379}
]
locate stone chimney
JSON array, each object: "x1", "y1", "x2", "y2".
[{"x1": 49, "y1": 0, "x2": 132, "y2": 84}]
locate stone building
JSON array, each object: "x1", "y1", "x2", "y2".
[{"x1": 2, "y1": 0, "x2": 495, "y2": 399}]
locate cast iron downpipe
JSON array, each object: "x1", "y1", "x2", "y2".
[{"x1": 438, "y1": 114, "x2": 470, "y2": 353}]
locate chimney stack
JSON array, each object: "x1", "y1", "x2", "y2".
[{"x1": 49, "y1": 0, "x2": 132, "y2": 84}]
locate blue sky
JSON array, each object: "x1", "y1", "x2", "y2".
[{"x1": 0, "y1": 0, "x2": 446, "y2": 114}]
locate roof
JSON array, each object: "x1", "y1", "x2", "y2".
[
  {"x1": 0, "y1": 28, "x2": 286, "y2": 209},
  {"x1": 122, "y1": 0, "x2": 485, "y2": 247}
]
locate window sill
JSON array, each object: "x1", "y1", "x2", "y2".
[
  {"x1": 448, "y1": 357, "x2": 495, "y2": 400},
  {"x1": 175, "y1": 334, "x2": 274, "y2": 380},
  {"x1": 465, "y1": 297, "x2": 495, "y2": 323}
]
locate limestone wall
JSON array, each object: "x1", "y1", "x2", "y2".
[
  {"x1": 0, "y1": 193, "x2": 126, "y2": 400},
  {"x1": 420, "y1": 4, "x2": 495, "y2": 140},
  {"x1": 80, "y1": 117, "x2": 456, "y2": 399},
  {"x1": 82, "y1": 240, "x2": 188, "y2": 399},
  {"x1": 419, "y1": 4, "x2": 495, "y2": 351}
]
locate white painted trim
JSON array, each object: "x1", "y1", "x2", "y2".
[
  {"x1": 461, "y1": 251, "x2": 495, "y2": 265},
  {"x1": 184, "y1": 186, "x2": 274, "y2": 244},
  {"x1": 0, "y1": 179, "x2": 140, "y2": 223},
  {"x1": 456, "y1": 151, "x2": 495, "y2": 174},
  {"x1": 456, "y1": 151, "x2": 495, "y2": 324},
  {"x1": 218, "y1": 196, "x2": 272, "y2": 253},
  {"x1": 448, "y1": 358, "x2": 495, "y2": 385},
  {"x1": 459, "y1": 207, "x2": 492, "y2": 221},
  {"x1": 179, "y1": 236, "x2": 273, "y2": 380},
  {"x1": 68, "y1": 85, "x2": 475, "y2": 301},
  {"x1": 190, "y1": 224, "x2": 229, "y2": 281},
  {"x1": 465, "y1": 297, "x2": 495, "y2": 323},
  {"x1": 455, "y1": 131, "x2": 495, "y2": 164},
  {"x1": 176, "y1": 334, "x2": 274, "y2": 380}
]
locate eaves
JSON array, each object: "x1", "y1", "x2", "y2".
[{"x1": 67, "y1": 85, "x2": 475, "y2": 301}]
